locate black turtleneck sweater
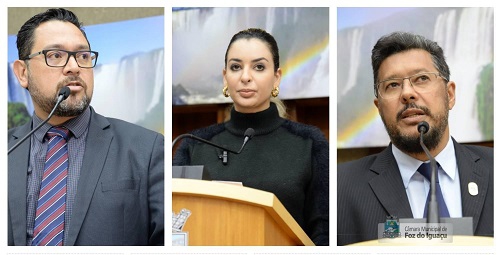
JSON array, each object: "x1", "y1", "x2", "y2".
[{"x1": 173, "y1": 103, "x2": 329, "y2": 245}]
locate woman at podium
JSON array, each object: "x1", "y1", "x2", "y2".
[{"x1": 173, "y1": 28, "x2": 329, "y2": 246}]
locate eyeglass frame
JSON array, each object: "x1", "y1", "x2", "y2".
[
  {"x1": 21, "y1": 49, "x2": 99, "y2": 68},
  {"x1": 374, "y1": 72, "x2": 449, "y2": 99}
]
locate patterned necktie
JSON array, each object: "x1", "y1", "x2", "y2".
[
  {"x1": 32, "y1": 127, "x2": 70, "y2": 246},
  {"x1": 417, "y1": 162, "x2": 450, "y2": 218}
]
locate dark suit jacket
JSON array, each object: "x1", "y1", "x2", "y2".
[
  {"x1": 337, "y1": 138, "x2": 493, "y2": 245},
  {"x1": 8, "y1": 107, "x2": 164, "y2": 246}
]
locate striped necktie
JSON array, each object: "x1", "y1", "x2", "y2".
[
  {"x1": 32, "y1": 127, "x2": 70, "y2": 246},
  {"x1": 417, "y1": 162, "x2": 450, "y2": 218}
]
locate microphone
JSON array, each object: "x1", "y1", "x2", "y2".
[
  {"x1": 418, "y1": 121, "x2": 429, "y2": 134},
  {"x1": 8, "y1": 87, "x2": 71, "y2": 154},
  {"x1": 240, "y1": 128, "x2": 255, "y2": 153},
  {"x1": 172, "y1": 128, "x2": 255, "y2": 164},
  {"x1": 59, "y1": 86, "x2": 71, "y2": 100},
  {"x1": 417, "y1": 121, "x2": 439, "y2": 223},
  {"x1": 218, "y1": 128, "x2": 255, "y2": 164}
]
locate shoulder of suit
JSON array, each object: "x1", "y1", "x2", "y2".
[
  {"x1": 337, "y1": 145, "x2": 390, "y2": 179},
  {"x1": 8, "y1": 125, "x2": 21, "y2": 137},
  {"x1": 103, "y1": 116, "x2": 163, "y2": 139},
  {"x1": 459, "y1": 143, "x2": 493, "y2": 160},
  {"x1": 89, "y1": 106, "x2": 159, "y2": 135},
  {"x1": 8, "y1": 122, "x2": 31, "y2": 140},
  {"x1": 338, "y1": 153, "x2": 379, "y2": 169}
]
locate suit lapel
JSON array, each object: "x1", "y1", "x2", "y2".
[
  {"x1": 453, "y1": 139, "x2": 488, "y2": 233},
  {"x1": 8, "y1": 123, "x2": 32, "y2": 245},
  {"x1": 65, "y1": 109, "x2": 113, "y2": 245},
  {"x1": 369, "y1": 145, "x2": 414, "y2": 219}
]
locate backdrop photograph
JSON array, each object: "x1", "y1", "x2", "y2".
[
  {"x1": 8, "y1": 7, "x2": 164, "y2": 134},
  {"x1": 173, "y1": 7, "x2": 329, "y2": 105},
  {"x1": 337, "y1": 7, "x2": 493, "y2": 148}
]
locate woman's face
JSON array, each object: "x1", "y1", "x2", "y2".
[{"x1": 223, "y1": 38, "x2": 281, "y2": 113}]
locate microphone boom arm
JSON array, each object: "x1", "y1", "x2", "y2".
[
  {"x1": 8, "y1": 88, "x2": 70, "y2": 155},
  {"x1": 418, "y1": 122, "x2": 440, "y2": 223},
  {"x1": 172, "y1": 134, "x2": 240, "y2": 154},
  {"x1": 172, "y1": 128, "x2": 255, "y2": 155}
]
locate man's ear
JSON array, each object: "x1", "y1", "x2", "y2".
[
  {"x1": 13, "y1": 60, "x2": 29, "y2": 89},
  {"x1": 446, "y1": 81, "x2": 456, "y2": 110}
]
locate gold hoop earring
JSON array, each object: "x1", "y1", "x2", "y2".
[
  {"x1": 222, "y1": 86, "x2": 230, "y2": 97},
  {"x1": 271, "y1": 87, "x2": 280, "y2": 97}
]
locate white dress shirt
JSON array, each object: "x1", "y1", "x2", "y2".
[{"x1": 393, "y1": 135, "x2": 462, "y2": 218}]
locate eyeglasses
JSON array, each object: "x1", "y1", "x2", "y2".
[
  {"x1": 22, "y1": 49, "x2": 99, "y2": 68},
  {"x1": 375, "y1": 72, "x2": 448, "y2": 99}
]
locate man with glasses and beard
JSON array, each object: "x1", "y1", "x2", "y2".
[
  {"x1": 8, "y1": 8, "x2": 164, "y2": 246},
  {"x1": 337, "y1": 31, "x2": 493, "y2": 245}
]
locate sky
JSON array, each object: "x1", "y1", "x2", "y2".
[{"x1": 337, "y1": 7, "x2": 415, "y2": 31}]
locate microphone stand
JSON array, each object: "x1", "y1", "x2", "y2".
[
  {"x1": 172, "y1": 128, "x2": 255, "y2": 155},
  {"x1": 172, "y1": 134, "x2": 240, "y2": 153},
  {"x1": 418, "y1": 122, "x2": 439, "y2": 223},
  {"x1": 171, "y1": 128, "x2": 254, "y2": 179},
  {"x1": 8, "y1": 87, "x2": 71, "y2": 155},
  {"x1": 399, "y1": 123, "x2": 474, "y2": 236}
]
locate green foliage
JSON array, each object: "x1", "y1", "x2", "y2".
[
  {"x1": 476, "y1": 63, "x2": 494, "y2": 140},
  {"x1": 8, "y1": 102, "x2": 31, "y2": 129}
]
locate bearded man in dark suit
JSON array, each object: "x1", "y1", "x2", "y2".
[{"x1": 337, "y1": 31, "x2": 493, "y2": 246}]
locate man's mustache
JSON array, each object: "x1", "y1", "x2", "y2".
[
  {"x1": 56, "y1": 77, "x2": 87, "y2": 92},
  {"x1": 396, "y1": 103, "x2": 431, "y2": 121}
]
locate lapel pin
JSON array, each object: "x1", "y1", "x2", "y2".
[{"x1": 468, "y1": 182, "x2": 478, "y2": 196}]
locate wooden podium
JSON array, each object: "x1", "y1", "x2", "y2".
[{"x1": 172, "y1": 178, "x2": 314, "y2": 246}]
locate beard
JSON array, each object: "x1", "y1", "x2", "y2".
[
  {"x1": 27, "y1": 71, "x2": 91, "y2": 117},
  {"x1": 380, "y1": 101, "x2": 449, "y2": 154}
]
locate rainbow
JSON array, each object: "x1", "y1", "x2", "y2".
[
  {"x1": 337, "y1": 106, "x2": 380, "y2": 147},
  {"x1": 280, "y1": 36, "x2": 329, "y2": 81}
]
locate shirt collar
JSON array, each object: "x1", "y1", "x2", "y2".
[
  {"x1": 393, "y1": 135, "x2": 457, "y2": 189},
  {"x1": 32, "y1": 106, "x2": 91, "y2": 142}
]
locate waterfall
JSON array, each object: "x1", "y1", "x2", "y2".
[
  {"x1": 433, "y1": 9, "x2": 457, "y2": 56},
  {"x1": 340, "y1": 28, "x2": 364, "y2": 98},
  {"x1": 433, "y1": 7, "x2": 493, "y2": 141},
  {"x1": 337, "y1": 7, "x2": 493, "y2": 148},
  {"x1": 265, "y1": 7, "x2": 276, "y2": 32},
  {"x1": 172, "y1": 7, "x2": 329, "y2": 104},
  {"x1": 92, "y1": 48, "x2": 164, "y2": 125}
]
